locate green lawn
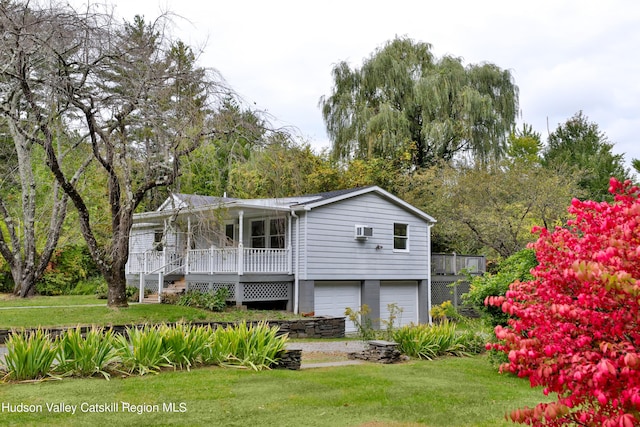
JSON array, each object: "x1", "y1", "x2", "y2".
[
  {"x1": 0, "y1": 356, "x2": 543, "y2": 427},
  {"x1": 0, "y1": 294, "x2": 300, "y2": 329},
  {"x1": 0, "y1": 294, "x2": 545, "y2": 426},
  {"x1": 0, "y1": 294, "x2": 99, "y2": 308}
]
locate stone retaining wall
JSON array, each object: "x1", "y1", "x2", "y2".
[
  {"x1": 273, "y1": 349, "x2": 302, "y2": 370},
  {"x1": 0, "y1": 316, "x2": 345, "y2": 344},
  {"x1": 348, "y1": 340, "x2": 404, "y2": 364}
]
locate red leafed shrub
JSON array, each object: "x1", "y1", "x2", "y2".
[{"x1": 487, "y1": 178, "x2": 640, "y2": 426}]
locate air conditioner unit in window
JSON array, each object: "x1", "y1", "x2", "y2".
[{"x1": 355, "y1": 225, "x2": 373, "y2": 239}]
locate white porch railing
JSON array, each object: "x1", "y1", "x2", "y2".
[
  {"x1": 128, "y1": 247, "x2": 290, "y2": 275},
  {"x1": 431, "y1": 253, "x2": 486, "y2": 275},
  {"x1": 188, "y1": 248, "x2": 238, "y2": 273},
  {"x1": 127, "y1": 251, "x2": 184, "y2": 275},
  {"x1": 242, "y1": 248, "x2": 289, "y2": 273}
]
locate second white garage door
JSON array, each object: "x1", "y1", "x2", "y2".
[
  {"x1": 380, "y1": 281, "x2": 419, "y2": 327},
  {"x1": 314, "y1": 281, "x2": 361, "y2": 333}
]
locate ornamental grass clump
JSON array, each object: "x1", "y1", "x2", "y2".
[
  {"x1": 56, "y1": 327, "x2": 120, "y2": 379},
  {"x1": 393, "y1": 320, "x2": 483, "y2": 360},
  {"x1": 159, "y1": 323, "x2": 210, "y2": 370},
  {"x1": 115, "y1": 325, "x2": 172, "y2": 376},
  {"x1": 201, "y1": 326, "x2": 230, "y2": 366},
  {"x1": 3, "y1": 329, "x2": 59, "y2": 381},
  {"x1": 212, "y1": 321, "x2": 287, "y2": 371},
  {"x1": 1, "y1": 322, "x2": 290, "y2": 382}
]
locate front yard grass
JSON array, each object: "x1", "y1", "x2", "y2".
[
  {"x1": 0, "y1": 294, "x2": 98, "y2": 308},
  {"x1": 0, "y1": 293, "x2": 300, "y2": 329},
  {"x1": 0, "y1": 355, "x2": 542, "y2": 427}
]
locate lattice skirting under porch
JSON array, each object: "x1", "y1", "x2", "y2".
[
  {"x1": 186, "y1": 280, "x2": 291, "y2": 302},
  {"x1": 187, "y1": 282, "x2": 237, "y2": 300},
  {"x1": 144, "y1": 279, "x2": 159, "y2": 292}
]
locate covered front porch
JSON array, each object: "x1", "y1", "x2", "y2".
[
  {"x1": 126, "y1": 247, "x2": 293, "y2": 306},
  {"x1": 127, "y1": 194, "x2": 299, "y2": 304},
  {"x1": 126, "y1": 247, "x2": 292, "y2": 276}
]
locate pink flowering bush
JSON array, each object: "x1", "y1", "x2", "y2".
[{"x1": 487, "y1": 178, "x2": 640, "y2": 426}]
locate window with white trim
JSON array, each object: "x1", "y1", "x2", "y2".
[
  {"x1": 250, "y1": 218, "x2": 286, "y2": 249},
  {"x1": 224, "y1": 222, "x2": 236, "y2": 246},
  {"x1": 251, "y1": 220, "x2": 266, "y2": 248},
  {"x1": 270, "y1": 218, "x2": 286, "y2": 249},
  {"x1": 393, "y1": 223, "x2": 409, "y2": 251},
  {"x1": 153, "y1": 230, "x2": 163, "y2": 251}
]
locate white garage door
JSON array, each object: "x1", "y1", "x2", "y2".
[
  {"x1": 314, "y1": 281, "x2": 361, "y2": 333},
  {"x1": 380, "y1": 281, "x2": 418, "y2": 327}
]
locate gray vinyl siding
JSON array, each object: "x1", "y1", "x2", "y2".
[{"x1": 302, "y1": 193, "x2": 430, "y2": 280}]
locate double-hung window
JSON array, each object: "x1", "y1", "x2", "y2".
[
  {"x1": 251, "y1": 220, "x2": 266, "y2": 248},
  {"x1": 251, "y1": 218, "x2": 286, "y2": 249},
  {"x1": 393, "y1": 223, "x2": 409, "y2": 251},
  {"x1": 270, "y1": 218, "x2": 286, "y2": 249},
  {"x1": 224, "y1": 223, "x2": 236, "y2": 246}
]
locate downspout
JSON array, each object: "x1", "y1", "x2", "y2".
[{"x1": 291, "y1": 210, "x2": 300, "y2": 314}]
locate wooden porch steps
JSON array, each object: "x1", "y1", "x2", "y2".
[{"x1": 142, "y1": 278, "x2": 186, "y2": 304}]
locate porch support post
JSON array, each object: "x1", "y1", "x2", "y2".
[
  {"x1": 235, "y1": 281, "x2": 244, "y2": 307},
  {"x1": 163, "y1": 219, "x2": 168, "y2": 269},
  {"x1": 238, "y1": 210, "x2": 244, "y2": 276},
  {"x1": 185, "y1": 217, "x2": 191, "y2": 275},
  {"x1": 139, "y1": 273, "x2": 144, "y2": 303},
  {"x1": 287, "y1": 214, "x2": 293, "y2": 275},
  {"x1": 158, "y1": 272, "x2": 163, "y2": 302}
]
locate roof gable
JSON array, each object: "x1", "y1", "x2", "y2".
[{"x1": 294, "y1": 186, "x2": 436, "y2": 223}]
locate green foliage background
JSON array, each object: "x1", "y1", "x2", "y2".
[{"x1": 463, "y1": 249, "x2": 538, "y2": 326}]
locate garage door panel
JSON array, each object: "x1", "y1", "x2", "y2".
[
  {"x1": 380, "y1": 281, "x2": 418, "y2": 327},
  {"x1": 314, "y1": 282, "x2": 360, "y2": 333}
]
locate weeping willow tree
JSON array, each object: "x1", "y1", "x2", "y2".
[{"x1": 320, "y1": 37, "x2": 519, "y2": 168}]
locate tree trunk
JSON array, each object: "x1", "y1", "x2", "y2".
[
  {"x1": 11, "y1": 267, "x2": 37, "y2": 298},
  {"x1": 106, "y1": 267, "x2": 129, "y2": 307}
]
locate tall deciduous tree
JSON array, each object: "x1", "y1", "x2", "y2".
[
  {"x1": 0, "y1": 2, "x2": 224, "y2": 306},
  {"x1": 320, "y1": 37, "x2": 519, "y2": 168},
  {"x1": 402, "y1": 129, "x2": 579, "y2": 257},
  {"x1": 0, "y1": 2, "x2": 94, "y2": 297},
  {"x1": 178, "y1": 98, "x2": 267, "y2": 199},
  {"x1": 227, "y1": 135, "x2": 325, "y2": 198},
  {"x1": 0, "y1": 120, "x2": 73, "y2": 297},
  {"x1": 543, "y1": 111, "x2": 630, "y2": 201}
]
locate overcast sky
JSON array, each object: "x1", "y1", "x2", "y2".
[{"x1": 96, "y1": 0, "x2": 639, "y2": 171}]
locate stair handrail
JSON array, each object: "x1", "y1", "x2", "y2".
[{"x1": 144, "y1": 252, "x2": 184, "y2": 275}]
